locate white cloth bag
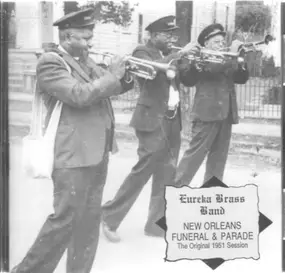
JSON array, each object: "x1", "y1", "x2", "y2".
[{"x1": 22, "y1": 52, "x2": 71, "y2": 179}]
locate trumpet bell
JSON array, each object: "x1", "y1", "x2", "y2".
[
  {"x1": 264, "y1": 34, "x2": 274, "y2": 45},
  {"x1": 125, "y1": 58, "x2": 157, "y2": 80},
  {"x1": 125, "y1": 56, "x2": 177, "y2": 80}
]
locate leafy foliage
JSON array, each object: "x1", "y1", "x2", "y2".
[
  {"x1": 235, "y1": 1, "x2": 272, "y2": 35},
  {"x1": 63, "y1": 1, "x2": 80, "y2": 14},
  {"x1": 63, "y1": 1, "x2": 138, "y2": 27},
  {"x1": 262, "y1": 86, "x2": 281, "y2": 104}
]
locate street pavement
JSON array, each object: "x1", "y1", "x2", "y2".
[
  {"x1": 9, "y1": 109, "x2": 281, "y2": 138},
  {"x1": 10, "y1": 138, "x2": 281, "y2": 273},
  {"x1": 114, "y1": 112, "x2": 281, "y2": 138}
]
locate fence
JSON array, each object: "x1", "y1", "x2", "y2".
[
  {"x1": 9, "y1": 49, "x2": 281, "y2": 126},
  {"x1": 112, "y1": 52, "x2": 281, "y2": 121}
]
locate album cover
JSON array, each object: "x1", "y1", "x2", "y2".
[{"x1": 1, "y1": 0, "x2": 282, "y2": 272}]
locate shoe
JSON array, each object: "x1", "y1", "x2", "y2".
[
  {"x1": 102, "y1": 221, "x2": 121, "y2": 243},
  {"x1": 144, "y1": 229, "x2": 165, "y2": 238}
]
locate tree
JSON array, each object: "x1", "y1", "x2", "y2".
[
  {"x1": 235, "y1": 1, "x2": 272, "y2": 35},
  {"x1": 63, "y1": 1, "x2": 80, "y2": 14},
  {"x1": 63, "y1": 1, "x2": 138, "y2": 27}
]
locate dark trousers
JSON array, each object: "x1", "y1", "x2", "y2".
[
  {"x1": 102, "y1": 116, "x2": 181, "y2": 235},
  {"x1": 175, "y1": 117, "x2": 232, "y2": 186},
  {"x1": 14, "y1": 155, "x2": 109, "y2": 273}
]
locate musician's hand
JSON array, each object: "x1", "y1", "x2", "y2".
[
  {"x1": 204, "y1": 57, "x2": 238, "y2": 73},
  {"x1": 109, "y1": 55, "x2": 126, "y2": 80},
  {"x1": 179, "y1": 42, "x2": 201, "y2": 56}
]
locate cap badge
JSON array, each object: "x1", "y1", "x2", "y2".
[{"x1": 167, "y1": 19, "x2": 175, "y2": 27}]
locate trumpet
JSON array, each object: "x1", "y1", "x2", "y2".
[
  {"x1": 196, "y1": 48, "x2": 245, "y2": 63},
  {"x1": 237, "y1": 34, "x2": 275, "y2": 53},
  {"x1": 125, "y1": 56, "x2": 177, "y2": 81},
  {"x1": 89, "y1": 50, "x2": 177, "y2": 81},
  {"x1": 171, "y1": 46, "x2": 245, "y2": 67},
  {"x1": 88, "y1": 50, "x2": 114, "y2": 63},
  {"x1": 171, "y1": 34, "x2": 275, "y2": 68}
]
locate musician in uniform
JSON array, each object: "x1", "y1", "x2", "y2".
[
  {"x1": 11, "y1": 8, "x2": 133, "y2": 273},
  {"x1": 174, "y1": 23, "x2": 249, "y2": 187},
  {"x1": 101, "y1": 15, "x2": 199, "y2": 241}
]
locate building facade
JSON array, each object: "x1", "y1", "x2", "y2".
[{"x1": 10, "y1": 1, "x2": 237, "y2": 51}]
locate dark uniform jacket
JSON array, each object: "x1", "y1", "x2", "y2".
[
  {"x1": 183, "y1": 59, "x2": 249, "y2": 124},
  {"x1": 129, "y1": 40, "x2": 198, "y2": 132},
  {"x1": 36, "y1": 48, "x2": 133, "y2": 169}
]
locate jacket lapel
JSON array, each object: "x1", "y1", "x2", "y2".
[{"x1": 50, "y1": 47, "x2": 116, "y2": 124}]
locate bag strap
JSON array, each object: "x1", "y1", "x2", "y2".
[
  {"x1": 30, "y1": 80, "x2": 43, "y2": 137},
  {"x1": 44, "y1": 100, "x2": 63, "y2": 140},
  {"x1": 30, "y1": 52, "x2": 71, "y2": 138},
  {"x1": 43, "y1": 52, "x2": 71, "y2": 139}
]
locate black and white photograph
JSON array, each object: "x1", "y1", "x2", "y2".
[{"x1": 4, "y1": 0, "x2": 282, "y2": 272}]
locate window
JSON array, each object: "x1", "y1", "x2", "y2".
[
  {"x1": 8, "y1": 3, "x2": 16, "y2": 48},
  {"x1": 138, "y1": 13, "x2": 143, "y2": 43}
]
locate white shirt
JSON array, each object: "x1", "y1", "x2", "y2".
[{"x1": 159, "y1": 50, "x2": 180, "y2": 109}]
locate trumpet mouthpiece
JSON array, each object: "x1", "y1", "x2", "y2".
[{"x1": 171, "y1": 46, "x2": 182, "y2": 51}]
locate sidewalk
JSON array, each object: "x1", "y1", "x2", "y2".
[
  {"x1": 9, "y1": 108, "x2": 281, "y2": 165},
  {"x1": 115, "y1": 112, "x2": 281, "y2": 138},
  {"x1": 9, "y1": 138, "x2": 281, "y2": 273},
  {"x1": 114, "y1": 112, "x2": 281, "y2": 164},
  {"x1": 9, "y1": 109, "x2": 281, "y2": 138}
]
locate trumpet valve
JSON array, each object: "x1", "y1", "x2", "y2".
[{"x1": 126, "y1": 62, "x2": 138, "y2": 71}]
